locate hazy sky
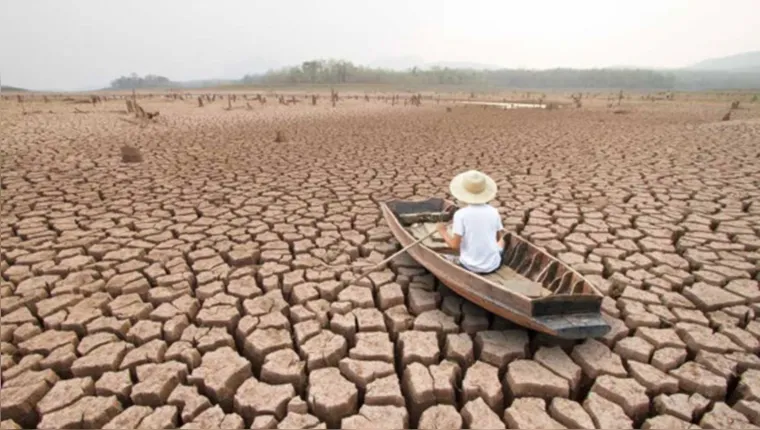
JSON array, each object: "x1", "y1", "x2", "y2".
[{"x1": 1, "y1": 0, "x2": 758, "y2": 90}]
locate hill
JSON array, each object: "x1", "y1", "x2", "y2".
[{"x1": 689, "y1": 51, "x2": 760, "y2": 72}]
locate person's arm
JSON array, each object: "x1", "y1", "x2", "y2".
[
  {"x1": 495, "y1": 209, "x2": 506, "y2": 240},
  {"x1": 437, "y1": 223, "x2": 461, "y2": 251},
  {"x1": 437, "y1": 210, "x2": 464, "y2": 251}
]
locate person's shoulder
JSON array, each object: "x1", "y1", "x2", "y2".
[
  {"x1": 474, "y1": 204, "x2": 499, "y2": 214},
  {"x1": 454, "y1": 205, "x2": 475, "y2": 219},
  {"x1": 453, "y1": 206, "x2": 468, "y2": 218},
  {"x1": 486, "y1": 204, "x2": 501, "y2": 218}
]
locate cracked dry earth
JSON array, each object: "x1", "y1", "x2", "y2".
[{"x1": 1, "y1": 96, "x2": 760, "y2": 429}]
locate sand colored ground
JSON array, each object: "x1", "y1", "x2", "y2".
[{"x1": 1, "y1": 92, "x2": 760, "y2": 429}]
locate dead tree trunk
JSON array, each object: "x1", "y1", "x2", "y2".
[
  {"x1": 571, "y1": 93, "x2": 583, "y2": 108},
  {"x1": 121, "y1": 145, "x2": 142, "y2": 163}
]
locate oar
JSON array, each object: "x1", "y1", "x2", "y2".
[{"x1": 345, "y1": 227, "x2": 439, "y2": 287}]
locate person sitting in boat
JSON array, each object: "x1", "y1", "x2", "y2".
[{"x1": 436, "y1": 170, "x2": 506, "y2": 275}]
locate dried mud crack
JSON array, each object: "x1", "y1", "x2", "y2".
[{"x1": 1, "y1": 95, "x2": 760, "y2": 429}]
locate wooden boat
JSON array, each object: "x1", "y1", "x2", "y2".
[{"x1": 381, "y1": 198, "x2": 611, "y2": 339}]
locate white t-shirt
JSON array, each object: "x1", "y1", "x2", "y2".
[{"x1": 451, "y1": 204, "x2": 504, "y2": 273}]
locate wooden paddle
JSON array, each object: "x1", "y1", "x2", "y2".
[{"x1": 345, "y1": 227, "x2": 439, "y2": 287}]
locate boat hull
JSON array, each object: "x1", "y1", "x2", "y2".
[{"x1": 381, "y1": 198, "x2": 610, "y2": 339}]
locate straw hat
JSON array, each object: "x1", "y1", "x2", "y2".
[{"x1": 449, "y1": 170, "x2": 497, "y2": 204}]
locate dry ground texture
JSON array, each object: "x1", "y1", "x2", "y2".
[{"x1": 1, "y1": 91, "x2": 760, "y2": 429}]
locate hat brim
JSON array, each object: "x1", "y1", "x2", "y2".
[{"x1": 449, "y1": 171, "x2": 498, "y2": 204}]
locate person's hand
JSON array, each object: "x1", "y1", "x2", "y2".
[{"x1": 436, "y1": 223, "x2": 448, "y2": 236}]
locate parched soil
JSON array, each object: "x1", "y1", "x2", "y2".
[{"x1": 1, "y1": 94, "x2": 760, "y2": 429}]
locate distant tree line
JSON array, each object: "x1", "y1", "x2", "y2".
[
  {"x1": 667, "y1": 70, "x2": 760, "y2": 91},
  {"x1": 107, "y1": 60, "x2": 760, "y2": 91},
  {"x1": 242, "y1": 59, "x2": 760, "y2": 90},
  {"x1": 242, "y1": 60, "x2": 359, "y2": 85},
  {"x1": 0, "y1": 85, "x2": 29, "y2": 92},
  {"x1": 243, "y1": 60, "x2": 676, "y2": 89},
  {"x1": 110, "y1": 73, "x2": 176, "y2": 89}
]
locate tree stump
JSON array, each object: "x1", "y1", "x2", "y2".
[{"x1": 121, "y1": 145, "x2": 143, "y2": 163}]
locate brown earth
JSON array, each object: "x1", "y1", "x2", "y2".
[{"x1": 1, "y1": 92, "x2": 760, "y2": 428}]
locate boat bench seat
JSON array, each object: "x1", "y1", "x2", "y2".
[{"x1": 397, "y1": 211, "x2": 452, "y2": 226}]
